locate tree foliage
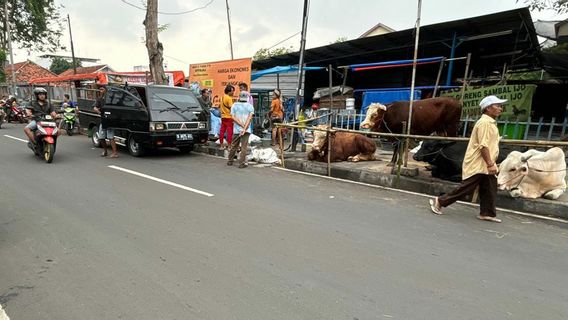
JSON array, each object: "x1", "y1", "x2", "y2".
[
  {"x1": 49, "y1": 56, "x2": 82, "y2": 74},
  {"x1": 330, "y1": 37, "x2": 347, "y2": 44},
  {"x1": 0, "y1": 49, "x2": 6, "y2": 82},
  {"x1": 544, "y1": 42, "x2": 568, "y2": 53},
  {"x1": 0, "y1": 0, "x2": 64, "y2": 52},
  {"x1": 519, "y1": 0, "x2": 568, "y2": 14},
  {"x1": 253, "y1": 46, "x2": 295, "y2": 61}
]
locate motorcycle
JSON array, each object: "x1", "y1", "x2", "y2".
[
  {"x1": 10, "y1": 104, "x2": 27, "y2": 123},
  {"x1": 28, "y1": 114, "x2": 59, "y2": 163},
  {"x1": 62, "y1": 105, "x2": 77, "y2": 136}
]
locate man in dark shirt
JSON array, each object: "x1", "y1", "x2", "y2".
[
  {"x1": 24, "y1": 88, "x2": 57, "y2": 142},
  {"x1": 93, "y1": 86, "x2": 118, "y2": 158}
]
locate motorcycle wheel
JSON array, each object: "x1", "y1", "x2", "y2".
[
  {"x1": 44, "y1": 143, "x2": 55, "y2": 163},
  {"x1": 67, "y1": 128, "x2": 73, "y2": 136}
]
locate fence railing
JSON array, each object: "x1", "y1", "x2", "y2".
[{"x1": 310, "y1": 109, "x2": 568, "y2": 141}]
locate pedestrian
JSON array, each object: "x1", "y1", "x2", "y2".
[
  {"x1": 238, "y1": 82, "x2": 254, "y2": 106},
  {"x1": 93, "y1": 86, "x2": 118, "y2": 158},
  {"x1": 227, "y1": 91, "x2": 254, "y2": 168},
  {"x1": 219, "y1": 85, "x2": 235, "y2": 149},
  {"x1": 429, "y1": 95, "x2": 505, "y2": 223},
  {"x1": 197, "y1": 88, "x2": 212, "y2": 112},
  {"x1": 269, "y1": 89, "x2": 284, "y2": 147}
]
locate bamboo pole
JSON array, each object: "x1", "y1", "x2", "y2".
[
  {"x1": 327, "y1": 130, "x2": 332, "y2": 176},
  {"x1": 279, "y1": 127, "x2": 285, "y2": 167},
  {"x1": 277, "y1": 123, "x2": 568, "y2": 147}
]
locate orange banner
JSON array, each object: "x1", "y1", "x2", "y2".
[{"x1": 189, "y1": 58, "x2": 252, "y2": 108}]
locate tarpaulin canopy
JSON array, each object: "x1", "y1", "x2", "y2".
[
  {"x1": 251, "y1": 65, "x2": 324, "y2": 80},
  {"x1": 29, "y1": 70, "x2": 186, "y2": 86},
  {"x1": 347, "y1": 57, "x2": 444, "y2": 72},
  {"x1": 30, "y1": 72, "x2": 107, "y2": 84}
]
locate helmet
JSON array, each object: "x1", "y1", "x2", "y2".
[{"x1": 33, "y1": 87, "x2": 48, "y2": 95}]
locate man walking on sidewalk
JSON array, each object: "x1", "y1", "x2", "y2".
[
  {"x1": 429, "y1": 95, "x2": 505, "y2": 223},
  {"x1": 227, "y1": 92, "x2": 254, "y2": 168}
]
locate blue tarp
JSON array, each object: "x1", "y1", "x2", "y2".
[
  {"x1": 361, "y1": 90, "x2": 421, "y2": 115},
  {"x1": 251, "y1": 66, "x2": 325, "y2": 81}
]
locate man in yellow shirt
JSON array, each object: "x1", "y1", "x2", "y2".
[
  {"x1": 219, "y1": 85, "x2": 235, "y2": 149},
  {"x1": 429, "y1": 95, "x2": 505, "y2": 223}
]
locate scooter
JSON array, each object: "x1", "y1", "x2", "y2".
[
  {"x1": 28, "y1": 114, "x2": 59, "y2": 163},
  {"x1": 62, "y1": 105, "x2": 77, "y2": 136},
  {"x1": 10, "y1": 104, "x2": 27, "y2": 123}
]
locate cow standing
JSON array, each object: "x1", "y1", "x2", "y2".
[
  {"x1": 308, "y1": 125, "x2": 377, "y2": 162},
  {"x1": 497, "y1": 147, "x2": 567, "y2": 199},
  {"x1": 360, "y1": 97, "x2": 462, "y2": 165}
]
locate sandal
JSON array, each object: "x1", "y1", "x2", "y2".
[
  {"x1": 429, "y1": 198, "x2": 443, "y2": 215},
  {"x1": 100, "y1": 152, "x2": 108, "y2": 157},
  {"x1": 109, "y1": 154, "x2": 119, "y2": 158},
  {"x1": 477, "y1": 215, "x2": 501, "y2": 223}
]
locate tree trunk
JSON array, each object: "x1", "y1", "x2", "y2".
[{"x1": 143, "y1": 0, "x2": 166, "y2": 85}]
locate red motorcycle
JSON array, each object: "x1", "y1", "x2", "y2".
[
  {"x1": 27, "y1": 114, "x2": 59, "y2": 163},
  {"x1": 9, "y1": 104, "x2": 27, "y2": 123}
]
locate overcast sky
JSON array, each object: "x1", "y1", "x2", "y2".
[{"x1": 11, "y1": 0, "x2": 568, "y2": 72}]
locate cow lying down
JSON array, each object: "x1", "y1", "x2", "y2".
[
  {"x1": 412, "y1": 140, "x2": 527, "y2": 182},
  {"x1": 308, "y1": 125, "x2": 377, "y2": 162},
  {"x1": 497, "y1": 147, "x2": 567, "y2": 199}
]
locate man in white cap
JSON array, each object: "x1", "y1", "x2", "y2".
[
  {"x1": 227, "y1": 91, "x2": 255, "y2": 168},
  {"x1": 429, "y1": 95, "x2": 506, "y2": 223}
]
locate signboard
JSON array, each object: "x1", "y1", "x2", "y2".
[
  {"x1": 189, "y1": 58, "x2": 252, "y2": 108},
  {"x1": 106, "y1": 72, "x2": 182, "y2": 86},
  {"x1": 441, "y1": 84, "x2": 536, "y2": 121}
]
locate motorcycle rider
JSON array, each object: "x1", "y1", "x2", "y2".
[{"x1": 24, "y1": 87, "x2": 58, "y2": 143}]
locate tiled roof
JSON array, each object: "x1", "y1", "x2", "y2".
[
  {"x1": 58, "y1": 64, "x2": 108, "y2": 76},
  {"x1": 4, "y1": 60, "x2": 57, "y2": 83}
]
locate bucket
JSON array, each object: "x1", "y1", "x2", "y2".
[{"x1": 346, "y1": 98, "x2": 355, "y2": 109}]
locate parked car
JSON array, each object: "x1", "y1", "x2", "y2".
[{"x1": 78, "y1": 84, "x2": 208, "y2": 156}]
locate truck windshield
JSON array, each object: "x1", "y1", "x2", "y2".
[{"x1": 148, "y1": 88, "x2": 202, "y2": 111}]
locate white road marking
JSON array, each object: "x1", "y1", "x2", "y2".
[
  {"x1": 108, "y1": 165, "x2": 214, "y2": 197},
  {"x1": 3, "y1": 134, "x2": 27, "y2": 143},
  {"x1": 0, "y1": 304, "x2": 10, "y2": 320},
  {"x1": 274, "y1": 167, "x2": 568, "y2": 224}
]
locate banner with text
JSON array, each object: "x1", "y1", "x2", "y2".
[
  {"x1": 441, "y1": 84, "x2": 536, "y2": 121},
  {"x1": 189, "y1": 58, "x2": 252, "y2": 108}
]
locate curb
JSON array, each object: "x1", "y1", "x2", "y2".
[{"x1": 281, "y1": 158, "x2": 568, "y2": 220}]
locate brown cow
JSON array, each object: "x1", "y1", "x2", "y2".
[
  {"x1": 308, "y1": 125, "x2": 377, "y2": 162},
  {"x1": 360, "y1": 97, "x2": 462, "y2": 164}
]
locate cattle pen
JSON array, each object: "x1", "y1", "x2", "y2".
[{"x1": 274, "y1": 122, "x2": 568, "y2": 178}]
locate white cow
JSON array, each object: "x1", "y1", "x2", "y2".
[{"x1": 497, "y1": 147, "x2": 567, "y2": 199}]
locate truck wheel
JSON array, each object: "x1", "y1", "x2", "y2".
[{"x1": 127, "y1": 135, "x2": 145, "y2": 157}]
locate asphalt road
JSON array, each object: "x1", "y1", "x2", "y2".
[{"x1": 1, "y1": 123, "x2": 567, "y2": 320}]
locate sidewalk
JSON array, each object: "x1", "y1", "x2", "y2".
[{"x1": 195, "y1": 142, "x2": 568, "y2": 220}]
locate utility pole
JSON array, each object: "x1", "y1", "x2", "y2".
[
  {"x1": 404, "y1": 0, "x2": 422, "y2": 167},
  {"x1": 67, "y1": 14, "x2": 77, "y2": 74},
  {"x1": 225, "y1": 0, "x2": 234, "y2": 59},
  {"x1": 290, "y1": 0, "x2": 310, "y2": 151},
  {"x1": 4, "y1": 1, "x2": 17, "y2": 96}
]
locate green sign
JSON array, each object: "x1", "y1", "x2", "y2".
[{"x1": 441, "y1": 84, "x2": 536, "y2": 121}]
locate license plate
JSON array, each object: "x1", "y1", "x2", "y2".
[{"x1": 176, "y1": 133, "x2": 193, "y2": 141}]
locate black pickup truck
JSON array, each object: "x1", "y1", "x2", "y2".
[{"x1": 78, "y1": 84, "x2": 209, "y2": 156}]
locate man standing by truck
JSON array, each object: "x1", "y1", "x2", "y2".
[{"x1": 93, "y1": 86, "x2": 118, "y2": 158}]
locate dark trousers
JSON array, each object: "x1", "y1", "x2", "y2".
[
  {"x1": 228, "y1": 132, "x2": 250, "y2": 165},
  {"x1": 438, "y1": 174, "x2": 497, "y2": 217}
]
